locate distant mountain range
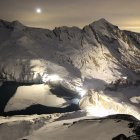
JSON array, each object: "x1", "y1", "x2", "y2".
[{"x1": 0, "y1": 18, "x2": 140, "y2": 84}]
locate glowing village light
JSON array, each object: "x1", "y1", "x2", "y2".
[
  {"x1": 75, "y1": 86, "x2": 87, "y2": 98},
  {"x1": 122, "y1": 76, "x2": 127, "y2": 80},
  {"x1": 85, "y1": 106, "x2": 117, "y2": 117},
  {"x1": 78, "y1": 92, "x2": 120, "y2": 118},
  {"x1": 42, "y1": 74, "x2": 62, "y2": 83}
]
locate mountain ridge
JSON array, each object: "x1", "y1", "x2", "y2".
[
  {"x1": 0, "y1": 18, "x2": 121, "y2": 31},
  {"x1": 0, "y1": 18, "x2": 139, "y2": 85}
]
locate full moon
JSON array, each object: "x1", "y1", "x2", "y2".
[{"x1": 36, "y1": 8, "x2": 42, "y2": 14}]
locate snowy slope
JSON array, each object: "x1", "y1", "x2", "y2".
[
  {"x1": 21, "y1": 114, "x2": 140, "y2": 140},
  {"x1": 0, "y1": 112, "x2": 140, "y2": 140}
]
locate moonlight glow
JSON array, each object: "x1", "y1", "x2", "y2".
[{"x1": 36, "y1": 8, "x2": 42, "y2": 14}]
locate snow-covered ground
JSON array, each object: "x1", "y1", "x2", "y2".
[
  {"x1": 0, "y1": 18, "x2": 140, "y2": 140},
  {"x1": 23, "y1": 117, "x2": 137, "y2": 140},
  {"x1": 0, "y1": 112, "x2": 139, "y2": 140},
  {"x1": 0, "y1": 113, "x2": 62, "y2": 140}
]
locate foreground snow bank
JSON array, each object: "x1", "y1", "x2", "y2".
[
  {"x1": 21, "y1": 114, "x2": 140, "y2": 140},
  {"x1": 0, "y1": 113, "x2": 62, "y2": 140}
]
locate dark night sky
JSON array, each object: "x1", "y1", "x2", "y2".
[{"x1": 0, "y1": 0, "x2": 140, "y2": 32}]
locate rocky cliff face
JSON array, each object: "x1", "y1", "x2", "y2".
[{"x1": 0, "y1": 18, "x2": 140, "y2": 85}]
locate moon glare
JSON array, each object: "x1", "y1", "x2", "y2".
[{"x1": 36, "y1": 8, "x2": 42, "y2": 14}]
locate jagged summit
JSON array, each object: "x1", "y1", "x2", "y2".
[
  {"x1": 91, "y1": 18, "x2": 117, "y2": 27},
  {"x1": 92, "y1": 18, "x2": 110, "y2": 25},
  {"x1": 0, "y1": 19, "x2": 25, "y2": 30},
  {"x1": 89, "y1": 18, "x2": 119, "y2": 33}
]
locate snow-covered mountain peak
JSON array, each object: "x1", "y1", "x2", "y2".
[
  {"x1": 88, "y1": 18, "x2": 119, "y2": 36},
  {"x1": 93, "y1": 18, "x2": 109, "y2": 24},
  {"x1": 91, "y1": 18, "x2": 118, "y2": 28}
]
